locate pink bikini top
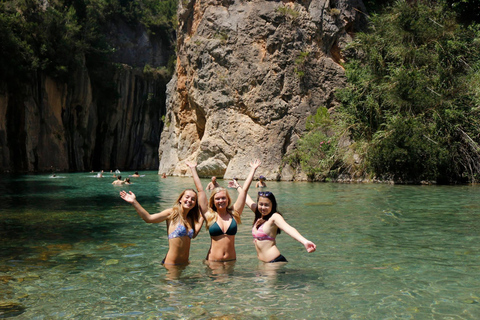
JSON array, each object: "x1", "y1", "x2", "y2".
[{"x1": 252, "y1": 223, "x2": 275, "y2": 241}]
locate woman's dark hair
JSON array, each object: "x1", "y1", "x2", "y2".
[{"x1": 253, "y1": 191, "x2": 281, "y2": 235}]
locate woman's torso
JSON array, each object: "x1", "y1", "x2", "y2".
[
  {"x1": 206, "y1": 213, "x2": 237, "y2": 261},
  {"x1": 164, "y1": 219, "x2": 194, "y2": 264},
  {"x1": 253, "y1": 218, "x2": 281, "y2": 262}
]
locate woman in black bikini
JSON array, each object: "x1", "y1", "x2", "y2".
[
  {"x1": 239, "y1": 190, "x2": 316, "y2": 263},
  {"x1": 119, "y1": 165, "x2": 205, "y2": 266},
  {"x1": 190, "y1": 159, "x2": 261, "y2": 262}
]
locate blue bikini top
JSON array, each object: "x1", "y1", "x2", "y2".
[{"x1": 168, "y1": 224, "x2": 194, "y2": 239}]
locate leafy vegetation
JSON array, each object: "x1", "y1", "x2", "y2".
[
  {"x1": 0, "y1": 0, "x2": 177, "y2": 89},
  {"x1": 291, "y1": 0, "x2": 480, "y2": 183}
]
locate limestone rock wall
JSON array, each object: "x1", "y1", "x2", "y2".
[
  {"x1": 0, "y1": 19, "x2": 171, "y2": 173},
  {"x1": 158, "y1": 0, "x2": 367, "y2": 180},
  {"x1": 0, "y1": 65, "x2": 165, "y2": 172}
]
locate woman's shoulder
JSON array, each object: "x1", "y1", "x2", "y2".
[
  {"x1": 270, "y1": 212, "x2": 284, "y2": 220},
  {"x1": 204, "y1": 209, "x2": 217, "y2": 221},
  {"x1": 162, "y1": 207, "x2": 175, "y2": 217}
]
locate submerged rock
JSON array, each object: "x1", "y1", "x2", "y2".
[{"x1": 0, "y1": 301, "x2": 26, "y2": 318}]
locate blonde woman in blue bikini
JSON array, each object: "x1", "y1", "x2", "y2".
[{"x1": 119, "y1": 164, "x2": 205, "y2": 266}]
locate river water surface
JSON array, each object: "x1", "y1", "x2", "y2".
[{"x1": 1, "y1": 172, "x2": 479, "y2": 319}]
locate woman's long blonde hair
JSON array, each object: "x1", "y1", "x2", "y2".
[
  {"x1": 169, "y1": 189, "x2": 201, "y2": 229},
  {"x1": 204, "y1": 187, "x2": 241, "y2": 229}
]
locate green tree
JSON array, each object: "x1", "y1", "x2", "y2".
[
  {"x1": 0, "y1": 0, "x2": 177, "y2": 95},
  {"x1": 291, "y1": 1, "x2": 480, "y2": 183},
  {"x1": 335, "y1": 0, "x2": 480, "y2": 183}
]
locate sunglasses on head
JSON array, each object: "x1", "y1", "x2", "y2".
[{"x1": 258, "y1": 191, "x2": 273, "y2": 197}]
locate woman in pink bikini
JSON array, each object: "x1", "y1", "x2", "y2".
[
  {"x1": 235, "y1": 187, "x2": 316, "y2": 263},
  {"x1": 119, "y1": 164, "x2": 206, "y2": 265}
]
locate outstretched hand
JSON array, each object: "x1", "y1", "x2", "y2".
[
  {"x1": 120, "y1": 190, "x2": 136, "y2": 204},
  {"x1": 250, "y1": 159, "x2": 261, "y2": 169},
  {"x1": 304, "y1": 241, "x2": 317, "y2": 253},
  {"x1": 228, "y1": 179, "x2": 240, "y2": 189},
  {"x1": 186, "y1": 161, "x2": 197, "y2": 168}
]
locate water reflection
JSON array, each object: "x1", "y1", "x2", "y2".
[
  {"x1": 204, "y1": 260, "x2": 237, "y2": 279},
  {"x1": 163, "y1": 262, "x2": 188, "y2": 281}
]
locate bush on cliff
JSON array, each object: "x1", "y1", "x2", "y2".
[{"x1": 293, "y1": 0, "x2": 480, "y2": 183}]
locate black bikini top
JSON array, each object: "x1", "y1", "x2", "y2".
[{"x1": 209, "y1": 217, "x2": 237, "y2": 236}]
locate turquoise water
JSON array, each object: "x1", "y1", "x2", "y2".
[{"x1": 1, "y1": 172, "x2": 480, "y2": 319}]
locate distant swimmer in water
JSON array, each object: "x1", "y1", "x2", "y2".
[
  {"x1": 161, "y1": 173, "x2": 167, "y2": 178},
  {"x1": 119, "y1": 164, "x2": 205, "y2": 266},
  {"x1": 112, "y1": 176, "x2": 124, "y2": 185},
  {"x1": 97, "y1": 170, "x2": 104, "y2": 178},
  {"x1": 206, "y1": 176, "x2": 220, "y2": 191},
  {"x1": 131, "y1": 171, "x2": 140, "y2": 178},
  {"x1": 256, "y1": 175, "x2": 267, "y2": 188},
  {"x1": 239, "y1": 189, "x2": 316, "y2": 263},
  {"x1": 124, "y1": 178, "x2": 131, "y2": 185}
]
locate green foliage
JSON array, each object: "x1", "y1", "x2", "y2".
[
  {"x1": 0, "y1": 1, "x2": 85, "y2": 82},
  {"x1": 294, "y1": 51, "x2": 309, "y2": 79},
  {"x1": 296, "y1": 131, "x2": 338, "y2": 179},
  {"x1": 368, "y1": 116, "x2": 450, "y2": 181},
  {"x1": 305, "y1": 105, "x2": 330, "y2": 131},
  {"x1": 364, "y1": 0, "x2": 480, "y2": 23},
  {"x1": 143, "y1": 63, "x2": 171, "y2": 80},
  {"x1": 334, "y1": 0, "x2": 480, "y2": 183},
  {"x1": 276, "y1": 5, "x2": 299, "y2": 20},
  {"x1": 443, "y1": 0, "x2": 480, "y2": 24},
  {"x1": 161, "y1": 114, "x2": 170, "y2": 127},
  {"x1": 214, "y1": 30, "x2": 229, "y2": 44},
  {"x1": 362, "y1": 0, "x2": 395, "y2": 15},
  {"x1": 286, "y1": 107, "x2": 344, "y2": 180},
  {"x1": 290, "y1": 1, "x2": 480, "y2": 183},
  {"x1": 0, "y1": 0, "x2": 177, "y2": 87}
]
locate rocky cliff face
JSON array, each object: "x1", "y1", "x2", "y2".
[
  {"x1": 0, "y1": 21, "x2": 171, "y2": 173},
  {"x1": 158, "y1": 0, "x2": 367, "y2": 180}
]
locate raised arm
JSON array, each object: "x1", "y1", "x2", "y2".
[
  {"x1": 186, "y1": 162, "x2": 207, "y2": 235},
  {"x1": 120, "y1": 190, "x2": 172, "y2": 223},
  {"x1": 245, "y1": 192, "x2": 257, "y2": 212},
  {"x1": 233, "y1": 159, "x2": 261, "y2": 214},
  {"x1": 231, "y1": 178, "x2": 257, "y2": 212},
  {"x1": 272, "y1": 213, "x2": 317, "y2": 253}
]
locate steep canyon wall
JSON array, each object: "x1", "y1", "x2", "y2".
[
  {"x1": 0, "y1": 21, "x2": 171, "y2": 173},
  {"x1": 159, "y1": 0, "x2": 367, "y2": 180}
]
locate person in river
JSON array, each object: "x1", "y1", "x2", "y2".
[
  {"x1": 206, "y1": 176, "x2": 220, "y2": 191},
  {"x1": 112, "y1": 175, "x2": 124, "y2": 185},
  {"x1": 235, "y1": 187, "x2": 316, "y2": 263},
  {"x1": 256, "y1": 175, "x2": 267, "y2": 188},
  {"x1": 119, "y1": 165, "x2": 205, "y2": 266},
  {"x1": 190, "y1": 159, "x2": 261, "y2": 263}
]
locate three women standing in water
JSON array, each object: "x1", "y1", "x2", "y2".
[{"x1": 120, "y1": 159, "x2": 315, "y2": 266}]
